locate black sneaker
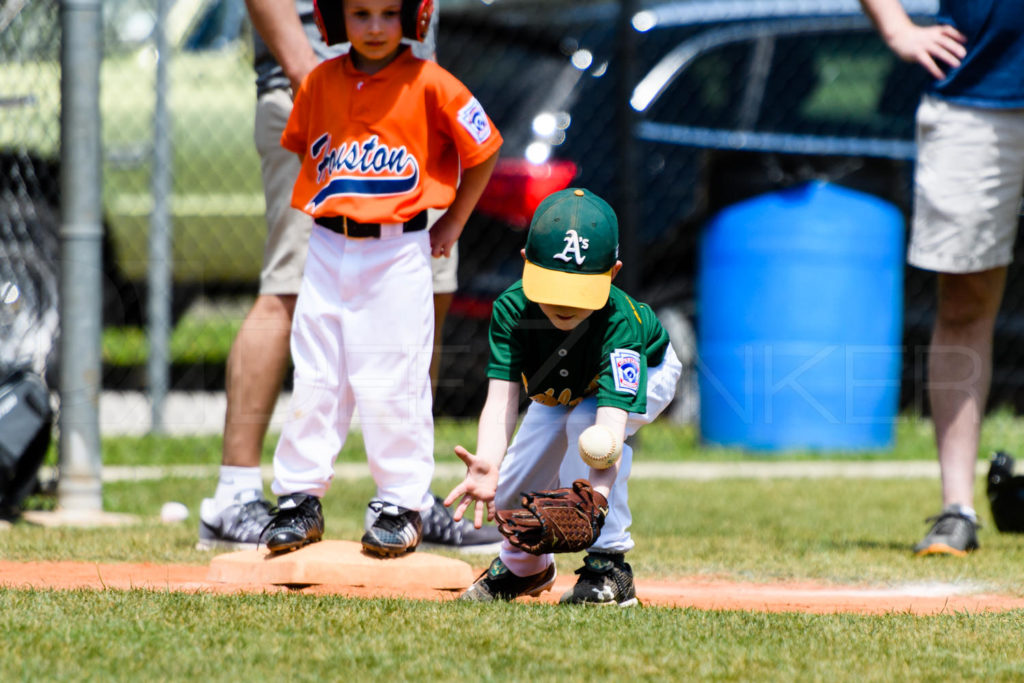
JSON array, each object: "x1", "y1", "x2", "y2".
[
  {"x1": 559, "y1": 552, "x2": 638, "y2": 607},
  {"x1": 196, "y1": 490, "x2": 273, "y2": 551},
  {"x1": 913, "y1": 504, "x2": 980, "y2": 557},
  {"x1": 260, "y1": 493, "x2": 324, "y2": 554},
  {"x1": 419, "y1": 495, "x2": 504, "y2": 554},
  {"x1": 459, "y1": 557, "x2": 556, "y2": 602},
  {"x1": 361, "y1": 500, "x2": 423, "y2": 557}
]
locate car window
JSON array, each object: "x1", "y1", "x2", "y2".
[
  {"x1": 183, "y1": 0, "x2": 247, "y2": 52},
  {"x1": 641, "y1": 25, "x2": 927, "y2": 159},
  {"x1": 760, "y1": 32, "x2": 925, "y2": 140},
  {"x1": 647, "y1": 41, "x2": 751, "y2": 129}
]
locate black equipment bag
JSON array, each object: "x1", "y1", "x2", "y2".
[
  {"x1": 0, "y1": 368, "x2": 53, "y2": 517},
  {"x1": 988, "y1": 451, "x2": 1024, "y2": 533}
]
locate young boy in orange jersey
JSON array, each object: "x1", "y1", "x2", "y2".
[{"x1": 260, "y1": 0, "x2": 501, "y2": 558}]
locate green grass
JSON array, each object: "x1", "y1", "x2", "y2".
[
  {"x1": 103, "y1": 317, "x2": 243, "y2": 365},
  {"x1": 9, "y1": 474, "x2": 1024, "y2": 592},
  {"x1": 73, "y1": 407, "x2": 1024, "y2": 467},
  {"x1": 10, "y1": 417, "x2": 1024, "y2": 680},
  {"x1": 1, "y1": 589, "x2": 1023, "y2": 681}
]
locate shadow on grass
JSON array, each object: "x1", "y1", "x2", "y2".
[{"x1": 827, "y1": 539, "x2": 912, "y2": 553}]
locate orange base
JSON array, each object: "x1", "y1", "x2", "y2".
[{"x1": 206, "y1": 540, "x2": 475, "y2": 590}]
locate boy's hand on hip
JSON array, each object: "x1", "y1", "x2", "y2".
[{"x1": 428, "y1": 213, "x2": 464, "y2": 258}]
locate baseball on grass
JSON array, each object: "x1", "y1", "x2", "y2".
[
  {"x1": 160, "y1": 501, "x2": 189, "y2": 523},
  {"x1": 578, "y1": 424, "x2": 621, "y2": 470}
]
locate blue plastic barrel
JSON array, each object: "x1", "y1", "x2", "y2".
[{"x1": 697, "y1": 181, "x2": 904, "y2": 451}]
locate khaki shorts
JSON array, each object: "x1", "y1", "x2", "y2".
[
  {"x1": 909, "y1": 95, "x2": 1024, "y2": 274},
  {"x1": 255, "y1": 89, "x2": 311, "y2": 295},
  {"x1": 254, "y1": 90, "x2": 459, "y2": 295},
  {"x1": 427, "y1": 208, "x2": 459, "y2": 294}
]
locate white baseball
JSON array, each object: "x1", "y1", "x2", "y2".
[
  {"x1": 578, "y1": 424, "x2": 621, "y2": 470},
  {"x1": 160, "y1": 501, "x2": 189, "y2": 523}
]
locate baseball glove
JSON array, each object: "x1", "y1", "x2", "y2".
[{"x1": 495, "y1": 479, "x2": 608, "y2": 555}]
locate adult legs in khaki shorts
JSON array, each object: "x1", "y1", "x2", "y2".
[
  {"x1": 428, "y1": 209, "x2": 458, "y2": 395},
  {"x1": 910, "y1": 96, "x2": 1024, "y2": 555},
  {"x1": 221, "y1": 89, "x2": 307, "y2": 474}
]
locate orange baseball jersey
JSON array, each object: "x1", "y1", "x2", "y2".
[{"x1": 281, "y1": 48, "x2": 503, "y2": 224}]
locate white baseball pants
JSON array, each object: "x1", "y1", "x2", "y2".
[
  {"x1": 271, "y1": 225, "x2": 435, "y2": 512},
  {"x1": 496, "y1": 345, "x2": 683, "y2": 578}
]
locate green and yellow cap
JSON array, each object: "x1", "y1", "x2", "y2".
[{"x1": 522, "y1": 188, "x2": 619, "y2": 310}]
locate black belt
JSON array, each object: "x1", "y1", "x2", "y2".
[{"x1": 315, "y1": 211, "x2": 428, "y2": 238}]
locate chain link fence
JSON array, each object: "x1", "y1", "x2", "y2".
[
  {"x1": 3, "y1": 0, "x2": 1023, "y2": 424},
  {"x1": 1, "y1": 0, "x2": 62, "y2": 384}
]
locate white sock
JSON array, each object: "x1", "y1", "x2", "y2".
[
  {"x1": 499, "y1": 545, "x2": 553, "y2": 578},
  {"x1": 952, "y1": 504, "x2": 978, "y2": 522},
  {"x1": 212, "y1": 466, "x2": 264, "y2": 513}
]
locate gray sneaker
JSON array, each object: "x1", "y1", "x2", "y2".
[
  {"x1": 196, "y1": 490, "x2": 273, "y2": 551},
  {"x1": 559, "y1": 552, "x2": 638, "y2": 607},
  {"x1": 913, "y1": 504, "x2": 980, "y2": 557},
  {"x1": 459, "y1": 557, "x2": 556, "y2": 602},
  {"x1": 419, "y1": 496, "x2": 504, "y2": 554},
  {"x1": 365, "y1": 495, "x2": 504, "y2": 554}
]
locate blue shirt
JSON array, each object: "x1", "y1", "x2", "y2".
[{"x1": 931, "y1": 0, "x2": 1024, "y2": 107}]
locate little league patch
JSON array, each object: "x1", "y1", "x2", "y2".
[
  {"x1": 610, "y1": 348, "x2": 641, "y2": 395},
  {"x1": 457, "y1": 98, "x2": 492, "y2": 143}
]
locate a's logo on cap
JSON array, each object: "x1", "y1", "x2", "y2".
[
  {"x1": 553, "y1": 229, "x2": 589, "y2": 266},
  {"x1": 521, "y1": 187, "x2": 618, "y2": 310}
]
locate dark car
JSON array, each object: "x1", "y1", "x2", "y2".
[{"x1": 434, "y1": 0, "x2": 1024, "y2": 417}]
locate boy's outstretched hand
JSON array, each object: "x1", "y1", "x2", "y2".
[{"x1": 444, "y1": 445, "x2": 500, "y2": 530}]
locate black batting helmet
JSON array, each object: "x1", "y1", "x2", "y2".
[
  {"x1": 987, "y1": 451, "x2": 1024, "y2": 533},
  {"x1": 313, "y1": 0, "x2": 434, "y2": 46}
]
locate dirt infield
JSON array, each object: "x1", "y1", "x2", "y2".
[{"x1": 3, "y1": 559, "x2": 1024, "y2": 614}]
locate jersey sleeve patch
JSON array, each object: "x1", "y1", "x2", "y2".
[
  {"x1": 457, "y1": 98, "x2": 492, "y2": 144},
  {"x1": 609, "y1": 348, "x2": 641, "y2": 395}
]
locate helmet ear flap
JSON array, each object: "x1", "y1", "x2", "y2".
[
  {"x1": 402, "y1": 0, "x2": 433, "y2": 41},
  {"x1": 313, "y1": 0, "x2": 347, "y2": 45}
]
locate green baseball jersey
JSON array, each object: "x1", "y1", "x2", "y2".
[{"x1": 487, "y1": 282, "x2": 671, "y2": 412}]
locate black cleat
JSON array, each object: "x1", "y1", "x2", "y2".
[
  {"x1": 260, "y1": 493, "x2": 324, "y2": 554},
  {"x1": 559, "y1": 552, "x2": 638, "y2": 606},
  {"x1": 361, "y1": 500, "x2": 423, "y2": 557},
  {"x1": 459, "y1": 557, "x2": 556, "y2": 602}
]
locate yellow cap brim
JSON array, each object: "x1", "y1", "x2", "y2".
[{"x1": 522, "y1": 261, "x2": 612, "y2": 310}]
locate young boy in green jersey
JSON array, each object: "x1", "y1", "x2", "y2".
[{"x1": 445, "y1": 188, "x2": 682, "y2": 606}]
